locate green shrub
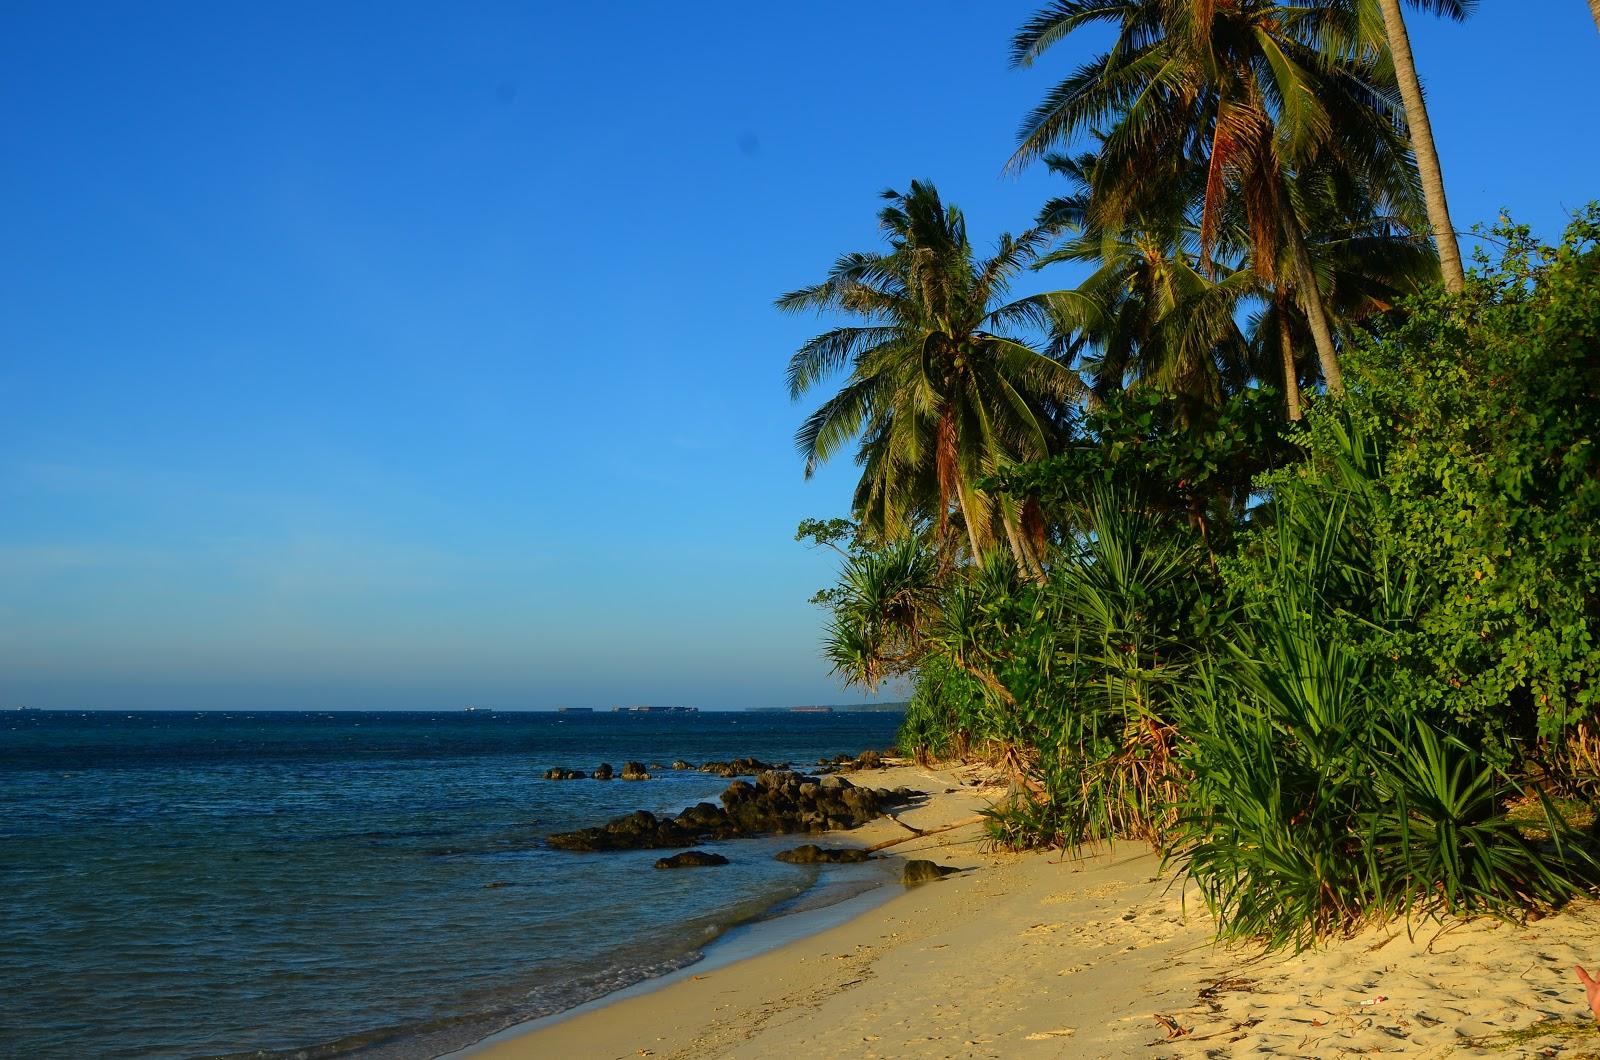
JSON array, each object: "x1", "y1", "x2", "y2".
[
  {"x1": 900, "y1": 657, "x2": 987, "y2": 762},
  {"x1": 1338, "y1": 209, "x2": 1600, "y2": 760},
  {"x1": 1172, "y1": 409, "x2": 1597, "y2": 950}
]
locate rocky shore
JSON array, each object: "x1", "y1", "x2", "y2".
[{"x1": 545, "y1": 766, "x2": 923, "y2": 853}]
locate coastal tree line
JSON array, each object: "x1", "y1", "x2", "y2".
[{"x1": 785, "y1": 0, "x2": 1600, "y2": 948}]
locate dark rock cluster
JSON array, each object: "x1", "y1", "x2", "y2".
[
  {"x1": 697, "y1": 757, "x2": 782, "y2": 778},
  {"x1": 542, "y1": 757, "x2": 784, "y2": 781},
  {"x1": 815, "y1": 749, "x2": 888, "y2": 773},
  {"x1": 546, "y1": 770, "x2": 923, "y2": 852}
]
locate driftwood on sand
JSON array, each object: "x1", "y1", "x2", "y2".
[{"x1": 863, "y1": 814, "x2": 985, "y2": 854}]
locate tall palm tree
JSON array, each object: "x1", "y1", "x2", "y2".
[
  {"x1": 1008, "y1": 0, "x2": 1423, "y2": 397},
  {"x1": 1034, "y1": 145, "x2": 1435, "y2": 424},
  {"x1": 1246, "y1": 155, "x2": 1439, "y2": 417},
  {"x1": 1366, "y1": 0, "x2": 1473, "y2": 293},
  {"x1": 780, "y1": 181, "x2": 1082, "y2": 575}
]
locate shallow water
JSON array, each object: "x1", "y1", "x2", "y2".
[{"x1": 0, "y1": 710, "x2": 902, "y2": 1059}]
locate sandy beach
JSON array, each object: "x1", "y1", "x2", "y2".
[{"x1": 459, "y1": 760, "x2": 1600, "y2": 1059}]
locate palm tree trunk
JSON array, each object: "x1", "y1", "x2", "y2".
[
  {"x1": 1377, "y1": 0, "x2": 1467, "y2": 294},
  {"x1": 1281, "y1": 211, "x2": 1345, "y2": 396},
  {"x1": 956, "y1": 489, "x2": 984, "y2": 563},
  {"x1": 1276, "y1": 302, "x2": 1303, "y2": 421},
  {"x1": 1000, "y1": 502, "x2": 1047, "y2": 583}
]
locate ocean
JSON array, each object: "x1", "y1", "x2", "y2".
[{"x1": 0, "y1": 709, "x2": 905, "y2": 1059}]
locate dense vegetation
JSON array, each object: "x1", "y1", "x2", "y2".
[{"x1": 785, "y1": 1, "x2": 1600, "y2": 949}]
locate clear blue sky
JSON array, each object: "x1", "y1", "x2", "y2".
[{"x1": 2, "y1": 2, "x2": 1595, "y2": 710}]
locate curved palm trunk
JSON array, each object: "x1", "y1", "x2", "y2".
[
  {"x1": 1281, "y1": 211, "x2": 1345, "y2": 396},
  {"x1": 955, "y1": 488, "x2": 984, "y2": 564},
  {"x1": 1000, "y1": 501, "x2": 1047, "y2": 583},
  {"x1": 1276, "y1": 302, "x2": 1303, "y2": 421},
  {"x1": 1377, "y1": 0, "x2": 1467, "y2": 294}
]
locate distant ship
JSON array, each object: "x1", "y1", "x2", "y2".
[
  {"x1": 610, "y1": 705, "x2": 699, "y2": 714},
  {"x1": 462, "y1": 707, "x2": 494, "y2": 713},
  {"x1": 556, "y1": 707, "x2": 593, "y2": 714}
]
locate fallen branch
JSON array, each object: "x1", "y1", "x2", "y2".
[
  {"x1": 887, "y1": 814, "x2": 925, "y2": 836},
  {"x1": 863, "y1": 814, "x2": 986, "y2": 854}
]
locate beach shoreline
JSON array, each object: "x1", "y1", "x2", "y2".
[{"x1": 454, "y1": 759, "x2": 1600, "y2": 1059}]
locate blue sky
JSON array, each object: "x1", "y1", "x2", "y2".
[{"x1": 2, "y1": 2, "x2": 1596, "y2": 710}]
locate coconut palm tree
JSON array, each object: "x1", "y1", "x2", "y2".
[
  {"x1": 1245, "y1": 154, "x2": 1439, "y2": 417},
  {"x1": 1034, "y1": 145, "x2": 1434, "y2": 425},
  {"x1": 780, "y1": 181, "x2": 1083, "y2": 576},
  {"x1": 1365, "y1": 0, "x2": 1473, "y2": 293},
  {"x1": 1031, "y1": 151, "x2": 1257, "y2": 417},
  {"x1": 1008, "y1": 0, "x2": 1423, "y2": 397}
]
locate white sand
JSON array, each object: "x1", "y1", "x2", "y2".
[{"x1": 457, "y1": 761, "x2": 1600, "y2": 1059}]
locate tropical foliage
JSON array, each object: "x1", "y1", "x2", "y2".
[{"x1": 783, "y1": 1, "x2": 1600, "y2": 951}]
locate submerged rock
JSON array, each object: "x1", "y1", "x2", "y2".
[
  {"x1": 546, "y1": 809, "x2": 695, "y2": 852},
  {"x1": 543, "y1": 767, "x2": 587, "y2": 780},
  {"x1": 620, "y1": 761, "x2": 651, "y2": 781},
  {"x1": 591, "y1": 762, "x2": 615, "y2": 780},
  {"x1": 671, "y1": 760, "x2": 694, "y2": 770},
  {"x1": 901, "y1": 860, "x2": 960, "y2": 884},
  {"x1": 774, "y1": 844, "x2": 870, "y2": 864},
  {"x1": 654, "y1": 850, "x2": 730, "y2": 869}
]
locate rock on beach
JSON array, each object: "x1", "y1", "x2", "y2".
[{"x1": 901, "y1": 859, "x2": 960, "y2": 884}]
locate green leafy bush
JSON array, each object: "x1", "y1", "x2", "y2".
[{"x1": 1337, "y1": 209, "x2": 1600, "y2": 758}]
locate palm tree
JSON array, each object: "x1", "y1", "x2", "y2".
[
  {"x1": 1591, "y1": 0, "x2": 1600, "y2": 34},
  {"x1": 1367, "y1": 0, "x2": 1472, "y2": 293},
  {"x1": 1032, "y1": 151, "x2": 1257, "y2": 417},
  {"x1": 1247, "y1": 157, "x2": 1439, "y2": 418},
  {"x1": 1008, "y1": 0, "x2": 1423, "y2": 397},
  {"x1": 780, "y1": 181, "x2": 1082, "y2": 575},
  {"x1": 1034, "y1": 143, "x2": 1433, "y2": 426}
]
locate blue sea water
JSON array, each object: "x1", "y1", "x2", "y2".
[{"x1": 0, "y1": 710, "x2": 904, "y2": 1059}]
